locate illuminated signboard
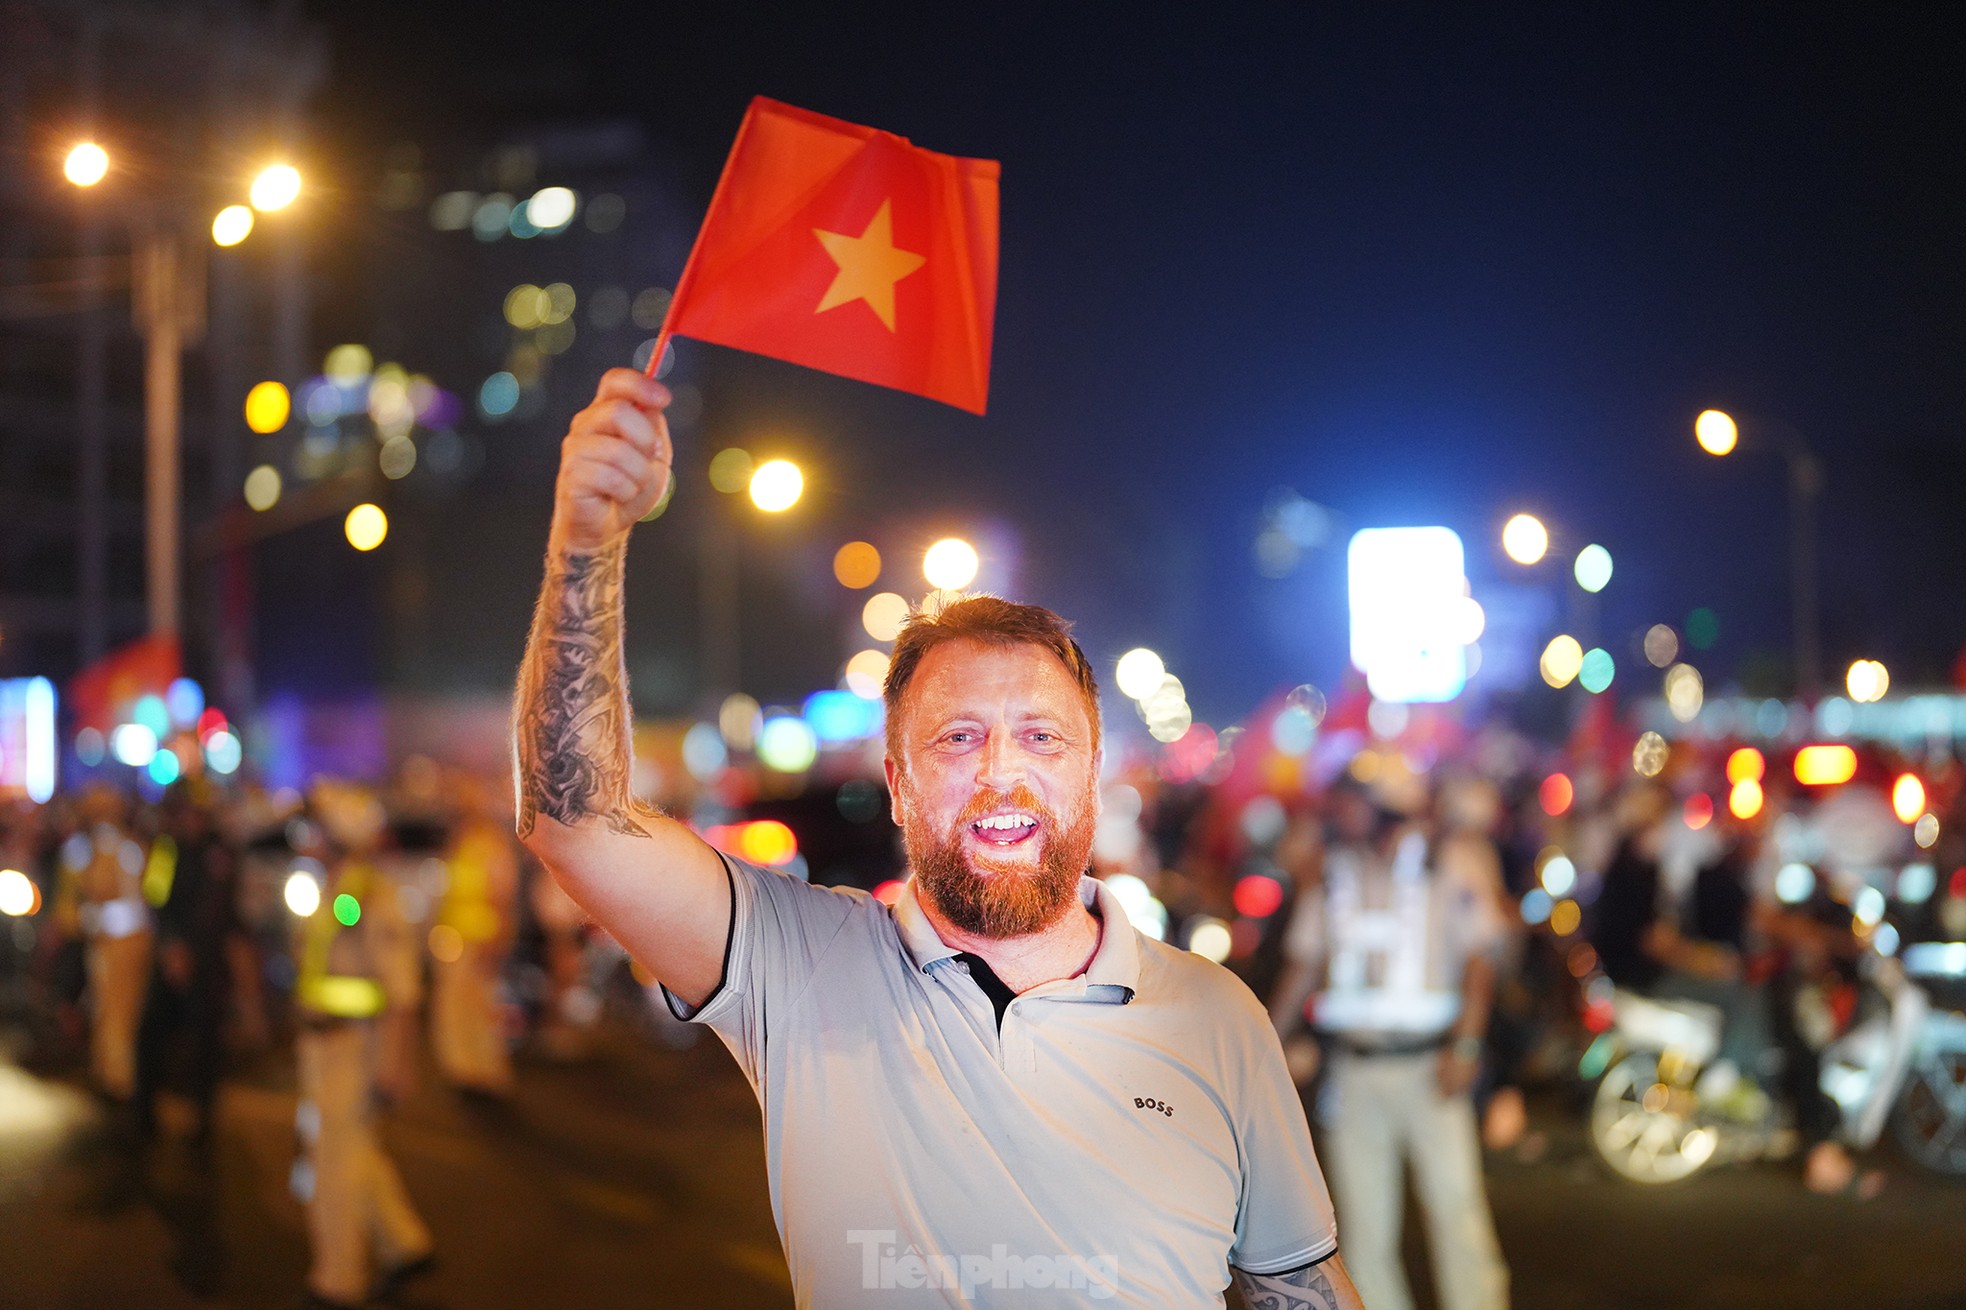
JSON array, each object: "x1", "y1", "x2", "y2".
[
  {"x1": 0, "y1": 677, "x2": 57, "y2": 803},
  {"x1": 1347, "y1": 527, "x2": 1472, "y2": 704}
]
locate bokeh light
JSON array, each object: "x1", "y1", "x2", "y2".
[
  {"x1": 1573, "y1": 544, "x2": 1613, "y2": 592},
  {"x1": 1539, "y1": 772, "x2": 1573, "y2": 816},
  {"x1": 757, "y1": 716, "x2": 818, "y2": 772},
  {"x1": 284, "y1": 870, "x2": 321, "y2": 917},
  {"x1": 1726, "y1": 747, "x2": 1765, "y2": 785},
  {"x1": 1540, "y1": 635, "x2": 1584, "y2": 688},
  {"x1": 833, "y1": 541, "x2": 882, "y2": 589},
  {"x1": 243, "y1": 464, "x2": 282, "y2": 511},
  {"x1": 0, "y1": 868, "x2": 37, "y2": 917},
  {"x1": 1643, "y1": 624, "x2": 1679, "y2": 668},
  {"x1": 1695, "y1": 409, "x2": 1739, "y2": 456},
  {"x1": 844, "y1": 650, "x2": 891, "y2": 699},
  {"x1": 1115, "y1": 648, "x2": 1167, "y2": 701},
  {"x1": 1846, "y1": 659, "x2": 1889, "y2": 704},
  {"x1": 344, "y1": 503, "x2": 388, "y2": 551},
  {"x1": 1631, "y1": 731, "x2": 1668, "y2": 778},
  {"x1": 862, "y1": 592, "x2": 910, "y2": 643},
  {"x1": 1501, "y1": 513, "x2": 1549, "y2": 565},
  {"x1": 212, "y1": 204, "x2": 254, "y2": 247},
  {"x1": 1578, "y1": 647, "x2": 1615, "y2": 694},
  {"x1": 1664, "y1": 663, "x2": 1704, "y2": 723},
  {"x1": 1729, "y1": 778, "x2": 1764, "y2": 820},
  {"x1": 708, "y1": 448, "x2": 754, "y2": 494},
  {"x1": 718, "y1": 694, "x2": 761, "y2": 751},
  {"x1": 749, "y1": 459, "x2": 802, "y2": 512},
  {"x1": 249, "y1": 163, "x2": 302, "y2": 212},
  {"x1": 1794, "y1": 744, "x2": 1857, "y2": 786},
  {"x1": 1686, "y1": 607, "x2": 1720, "y2": 650},
  {"x1": 1893, "y1": 774, "x2": 1927, "y2": 825},
  {"x1": 1684, "y1": 793, "x2": 1714, "y2": 830},
  {"x1": 1915, "y1": 813, "x2": 1941, "y2": 848},
  {"x1": 324, "y1": 344, "x2": 373, "y2": 385},
  {"x1": 923, "y1": 538, "x2": 980, "y2": 591},
  {"x1": 526, "y1": 186, "x2": 577, "y2": 231},
  {"x1": 244, "y1": 380, "x2": 290, "y2": 433},
  {"x1": 1233, "y1": 875, "x2": 1286, "y2": 919},
  {"x1": 63, "y1": 142, "x2": 109, "y2": 187},
  {"x1": 1187, "y1": 917, "x2": 1232, "y2": 963}
]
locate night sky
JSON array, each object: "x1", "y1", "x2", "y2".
[{"x1": 306, "y1": 3, "x2": 1966, "y2": 724}]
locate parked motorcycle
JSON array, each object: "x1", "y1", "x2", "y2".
[{"x1": 1585, "y1": 935, "x2": 1966, "y2": 1184}]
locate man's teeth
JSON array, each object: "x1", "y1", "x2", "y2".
[{"x1": 973, "y1": 814, "x2": 1035, "y2": 831}]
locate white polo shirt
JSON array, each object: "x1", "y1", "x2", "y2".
[{"x1": 669, "y1": 856, "x2": 1337, "y2": 1308}]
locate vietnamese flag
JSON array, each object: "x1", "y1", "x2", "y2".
[{"x1": 655, "y1": 97, "x2": 999, "y2": 415}]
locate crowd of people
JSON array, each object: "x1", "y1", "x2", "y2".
[{"x1": 1, "y1": 710, "x2": 1955, "y2": 1307}]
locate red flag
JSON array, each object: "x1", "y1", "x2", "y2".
[{"x1": 656, "y1": 97, "x2": 1000, "y2": 415}]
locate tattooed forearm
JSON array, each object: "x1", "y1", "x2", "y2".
[
  {"x1": 1231, "y1": 1262, "x2": 1341, "y2": 1310},
  {"x1": 514, "y1": 537, "x2": 660, "y2": 838}
]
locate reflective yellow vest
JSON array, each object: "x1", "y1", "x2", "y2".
[
  {"x1": 439, "y1": 825, "x2": 504, "y2": 945},
  {"x1": 297, "y1": 860, "x2": 385, "y2": 1019}
]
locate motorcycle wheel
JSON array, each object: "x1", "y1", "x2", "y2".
[
  {"x1": 1590, "y1": 1051, "x2": 1721, "y2": 1185},
  {"x1": 1892, "y1": 1046, "x2": 1966, "y2": 1176}
]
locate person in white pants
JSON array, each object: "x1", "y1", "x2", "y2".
[
  {"x1": 294, "y1": 783, "x2": 433, "y2": 1309},
  {"x1": 1272, "y1": 769, "x2": 1512, "y2": 1310}
]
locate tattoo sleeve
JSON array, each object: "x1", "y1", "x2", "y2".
[
  {"x1": 1231, "y1": 1262, "x2": 1341, "y2": 1310},
  {"x1": 514, "y1": 537, "x2": 659, "y2": 839}
]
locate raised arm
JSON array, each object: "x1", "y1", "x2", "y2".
[
  {"x1": 513, "y1": 368, "x2": 731, "y2": 1007},
  {"x1": 1232, "y1": 1252, "x2": 1365, "y2": 1310}
]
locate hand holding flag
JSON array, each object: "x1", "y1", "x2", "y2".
[
  {"x1": 649, "y1": 97, "x2": 1000, "y2": 414},
  {"x1": 550, "y1": 370, "x2": 673, "y2": 554}
]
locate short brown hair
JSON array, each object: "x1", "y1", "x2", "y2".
[{"x1": 883, "y1": 595, "x2": 1102, "y2": 755}]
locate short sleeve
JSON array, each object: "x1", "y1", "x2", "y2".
[
  {"x1": 1230, "y1": 997, "x2": 1340, "y2": 1274},
  {"x1": 661, "y1": 854, "x2": 862, "y2": 1086},
  {"x1": 1281, "y1": 884, "x2": 1325, "y2": 968}
]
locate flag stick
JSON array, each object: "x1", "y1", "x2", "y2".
[{"x1": 643, "y1": 325, "x2": 672, "y2": 381}]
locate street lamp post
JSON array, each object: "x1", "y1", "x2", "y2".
[
  {"x1": 1694, "y1": 409, "x2": 1823, "y2": 696},
  {"x1": 65, "y1": 146, "x2": 302, "y2": 645}
]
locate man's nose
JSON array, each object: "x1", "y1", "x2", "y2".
[{"x1": 976, "y1": 729, "x2": 1025, "y2": 790}]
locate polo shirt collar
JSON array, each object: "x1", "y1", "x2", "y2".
[{"x1": 894, "y1": 874, "x2": 1140, "y2": 1004}]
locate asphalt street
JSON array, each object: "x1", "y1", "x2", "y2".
[{"x1": 2, "y1": 1020, "x2": 1963, "y2": 1310}]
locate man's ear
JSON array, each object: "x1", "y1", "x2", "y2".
[{"x1": 883, "y1": 754, "x2": 906, "y2": 827}]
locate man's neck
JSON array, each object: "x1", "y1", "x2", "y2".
[{"x1": 918, "y1": 888, "x2": 1102, "y2": 995}]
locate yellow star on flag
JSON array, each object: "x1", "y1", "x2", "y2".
[{"x1": 812, "y1": 200, "x2": 926, "y2": 332}]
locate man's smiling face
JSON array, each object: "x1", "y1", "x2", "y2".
[{"x1": 885, "y1": 638, "x2": 1101, "y2": 938}]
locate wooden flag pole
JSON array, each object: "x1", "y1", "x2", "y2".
[{"x1": 644, "y1": 325, "x2": 672, "y2": 380}]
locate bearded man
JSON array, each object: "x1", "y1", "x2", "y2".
[{"x1": 514, "y1": 369, "x2": 1361, "y2": 1310}]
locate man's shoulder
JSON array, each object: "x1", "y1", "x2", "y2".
[{"x1": 1136, "y1": 931, "x2": 1269, "y2": 1022}]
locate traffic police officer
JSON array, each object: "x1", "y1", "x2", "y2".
[
  {"x1": 1272, "y1": 769, "x2": 1511, "y2": 1310},
  {"x1": 293, "y1": 782, "x2": 432, "y2": 1308}
]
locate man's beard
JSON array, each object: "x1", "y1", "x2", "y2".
[{"x1": 906, "y1": 783, "x2": 1095, "y2": 939}]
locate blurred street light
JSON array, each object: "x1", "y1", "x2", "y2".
[
  {"x1": 923, "y1": 537, "x2": 979, "y2": 591},
  {"x1": 248, "y1": 163, "x2": 302, "y2": 212},
  {"x1": 1695, "y1": 409, "x2": 1739, "y2": 456},
  {"x1": 1846, "y1": 658, "x2": 1889, "y2": 703},
  {"x1": 1692, "y1": 408, "x2": 1823, "y2": 693},
  {"x1": 748, "y1": 458, "x2": 803, "y2": 512},
  {"x1": 212, "y1": 204, "x2": 254, "y2": 246},
  {"x1": 64, "y1": 141, "x2": 109, "y2": 187},
  {"x1": 1501, "y1": 513, "x2": 1548, "y2": 565},
  {"x1": 66, "y1": 148, "x2": 304, "y2": 640},
  {"x1": 1573, "y1": 544, "x2": 1613, "y2": 593},
  {"x1": 344, "y1": 503, "x2": 388, "y2": 551}
]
